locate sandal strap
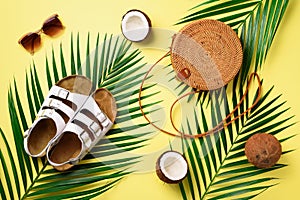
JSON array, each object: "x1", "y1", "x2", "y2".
[
  {"x1": 39, "y1": 98, "x2": 75, "y2": 119},
  {"x1": 61, "y1": 122, "x2": 93, "y2": 148},
  {"x1": 24, "y1": 82, "x2": 91, "y2": 158},
  {"x1": 84, "y1": 96, "x2": 113, "y2": 128},
  {"x1": 47, "y1": 95, "x2": 114, "y2": 167},
  {"x1": 37, "y1": 85, "x2": 89, "y2": 121},
  {"x1": 47, "y1": 122, "x2": 92, "y2": 167},
  {"x1": 26, "y1": 108, "x2": 66, "y2": 138},
  {"x1": 72, "y1": 110, "x2": 112, "y2": 139},
  {"x1": 49, "y1": 85, "x2": 70, "y2": 99},
  {"x1": 48, "y1": 85, "x2": 89, "y2": 109},
  {"x1": 75, "y1": 96, "x2": 113, "y2": 142},
  {"x1": 72, "y1": 112, "x2": 97, "y2": 140},
  {"x1": 38, "y1": 108, "x2": 66, "y2": 127}
]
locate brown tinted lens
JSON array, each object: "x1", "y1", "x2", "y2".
[
  {"x1": 42, "y1": 14, "x2": 64, "y2": 37},
  {"x1": 18, "y1": 32, "x2": 41, "y2": 55}
]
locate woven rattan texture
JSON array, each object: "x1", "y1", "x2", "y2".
[{"x1": 171, "y1": 19, "x2": 243, "y2": 90}]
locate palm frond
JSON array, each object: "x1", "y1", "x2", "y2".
[
  {"x1": 178, "y1": 81, "x2": 294, "y2": 199},
  {"x1": 0, "y1": 33, "x2": 159, "y2": 199},
  {"x1": 174, "y1": 1, "x2": 293, "y2": 198}
]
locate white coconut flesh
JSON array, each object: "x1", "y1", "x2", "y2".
[
  {"x1": 159, "y1": 151, "x2": 188, "y2": 182},
  {"x1": 121, "y1": 10, "x2": 151, "y2": 42}
]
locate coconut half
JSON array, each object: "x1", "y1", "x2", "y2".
[
  {"x1": 121, "y1": 9, "x2": 151, "y2": 42},
  {"x1": 156, "y1": 151, "x2": 188, "y2": 184}
]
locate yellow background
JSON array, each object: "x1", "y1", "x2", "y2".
[{"x1": 0, "y1": 0, "x2": 299, "y2": 199}]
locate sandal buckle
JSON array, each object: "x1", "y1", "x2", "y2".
[
  {"x1": 80, "y1": 131, "x2": 92, "y2": 147},
  {"x1": 40, "y1": 109, "x2": 54, "y2": 117},
  {"x1": 97, "y1": 112, "x2": 107, "y2": 122},
  {"x1": 90, "y1": 121, "x2": 101, "y2": 136},
  {"x1": 49, "y1": 99, "x2": 60, "y2": 108},
  {"x1": 102, "y1": 119, "x2": 110, "y2": 127},
  {"x1": 58, "y1": 89, "x2": 69, "y2": 99}
]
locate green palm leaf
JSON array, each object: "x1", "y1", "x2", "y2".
[
  {"x1": 0, "y1": 33, "x2": 159, "y2": 199},
  {"x1": 174, "y1": 0, "x2": 294, "y2": 199},
  {"x1": 178, "y1": 82, "x2": 295, "y2": 200}
]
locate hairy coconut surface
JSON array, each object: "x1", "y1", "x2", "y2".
[{"x1": 245, "y1": 133, "x2": 282, "y2": 169}]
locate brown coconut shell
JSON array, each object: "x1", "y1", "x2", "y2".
[
  {"x1": 156, "y1": 151, "x2": 188, "y2": 184},
  {"x1": 245, "y1": 133, "x2": 282, "y2": 169},
  {"x1": 121, "y1": 9, "x2": 152, "y2": 42}
]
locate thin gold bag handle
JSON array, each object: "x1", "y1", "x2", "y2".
[{"x1": 138, "y1": 52, "x2": 262, "y2": 139}]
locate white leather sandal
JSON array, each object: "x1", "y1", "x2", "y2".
[
  {"x1": 24, "y1": 75, "x2": 93, "y2": 157},
  {"x1": 47, "y1": 88, "x2": 117, "y2": 171}
]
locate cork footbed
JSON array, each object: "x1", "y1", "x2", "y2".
[
  {"x1": 49, "y1": 88, "x2": 117, "y2": 171},
  {"x1": 27, "y1": 75, "x2": 92, "y2": 156}
]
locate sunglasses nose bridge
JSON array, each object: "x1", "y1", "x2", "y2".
[{"x1": 37, "y1": 28, "x2": 43, "y2": 34}]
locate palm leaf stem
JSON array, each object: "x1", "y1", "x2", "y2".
[
  {"x1": 210, "y1": 184, "x2": 276, "y2": 200},
  {"x1": 21, "y1": 163, "x2": 48, "y2": 200},
  {"x1": 199, "y1": 137, "x2": 234, "y2": 198},
  {"x1": 235, "y1": 2, "x2": 261, "y2": 31},
  {"x1": 0, "y1": 128, "x2": 21, "y2": 198},
  {"x1": 198, "y1": 133, "x2": 259, "y2": 199},
  {"x1": 197, "y1": 104, "x2": 286, "y2": 199},
  {"x1": 0, "y1": 150, "x2": 14, "y2": 200}
]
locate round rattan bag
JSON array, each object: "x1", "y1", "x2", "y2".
[{"x1": 170, "y1": 19, "x2": 243, "y2": 90}]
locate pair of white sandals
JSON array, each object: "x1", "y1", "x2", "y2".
[{"x1": 23, "y1": 75, "x2": 117, "y2": 171}]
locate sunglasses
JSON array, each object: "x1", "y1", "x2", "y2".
[{"x1": 18, "y1": 14, "x2": 65, "y2": 55}]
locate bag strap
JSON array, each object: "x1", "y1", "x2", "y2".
[{"x1": 138, "y1": 51, "x2": 262, "y2": 139}]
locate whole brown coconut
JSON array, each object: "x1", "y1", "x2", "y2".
[{"x1": 245, "y1": 133, "x2": 282, "y2": 168}]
